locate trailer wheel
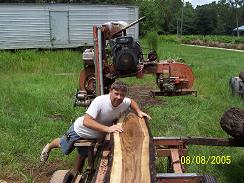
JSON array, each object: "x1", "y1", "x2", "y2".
[
  {"x1": 202, "y1": 174, "x2": 217, "y2": 183},
  {"x1": 49, "y1": 170, "x2": 68, "y2": 183},
  {"x1": 84, "y1": 74, "x2": 96, "y2": 94}
]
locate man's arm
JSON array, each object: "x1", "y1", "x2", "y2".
[
  {"x1": 83, "y1": 114, "x2": 123, "y2": 133},
  {"x1": 130, "y1": 99, "x2": 152, "y2": 120}
]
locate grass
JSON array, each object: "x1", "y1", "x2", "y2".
[
  {"x1": 0, "y1": 49, "x2": 84, "y2": 181},
  {"x1": 0, "y1": 42, "x2": 244, "y2": 182},
  {"x1": 143, "y1": 41, "x2": 244, "y2": 183}
]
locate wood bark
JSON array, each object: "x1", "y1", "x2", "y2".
[{"x1": 220, "y1": 107, "x2": 244, "y2": 140}]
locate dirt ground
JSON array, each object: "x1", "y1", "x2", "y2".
[
  {"x1": 2, "y1": 85, "x2": 164, "y2": 183},
  {"x1": 127, "y1": 85, "x2": 164, "y2": 110},
  {"x1": 31, "y1": 162, "x2": 65, "y2": 183},
  {"x1": 2, "y1": 161, "x2": 65, "y2": 183}
]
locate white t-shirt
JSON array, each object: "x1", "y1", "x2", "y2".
[{"x1": 74, "y1": 94, "x2": 131, "y2": 139}]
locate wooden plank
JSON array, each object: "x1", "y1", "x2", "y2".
[
  {"x1": 156, "y1": 148, "x2": 187, "y2": 157},
  {"x1": 109, "y1": 112, "x2": 156, "y2": 183},
  {"x1": 170, "y1": 149, "x2": 183, "y2": 173},
  {"x1": 74, "y1": 139, "x2": 96, "y2": 147}
]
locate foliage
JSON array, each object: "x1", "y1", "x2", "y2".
[
  {"x1": 135, "y1": 0, "x2": 162, "y2": 35},
  {"x1": 161, "y1": 0, "x2": 182, "y2": 34},
  {"x1": 195, "y1": 3, "x2": 218, "y2": 35},
  {"x1": 146, "y1": 31, "x2": 159, "y2": 52},
  {"x1": 182, "y1": 2, "x2": 197, "y2": 34}
]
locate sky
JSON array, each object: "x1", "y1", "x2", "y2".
[{"x1": 186, "y1": 0, "x2": 216, "y2": 7}]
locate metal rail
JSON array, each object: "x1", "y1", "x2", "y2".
[{"x1": 153, "y1": 136, "x2": 244, "y2": 147}]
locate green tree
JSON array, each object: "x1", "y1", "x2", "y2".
[
  {"x1": 182, "y1": 2, "x2": 196, "y2": 34},
  {"x1": 195, "y1": 4, "x2": 218, "y2": 36},
  {"x1": 227, "y1": 0, "x2": 244, "y2": 37},
  {"x1": 161, "y1": 0, "x2": 182, "y2": 34},
  {"x1": 214, "y1": 1, "x2": 231, "y2": 34},
  {"x1": 136, "y1": 0, "x2": 162, "y2": 35}
]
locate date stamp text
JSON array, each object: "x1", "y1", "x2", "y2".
[{"x1": 180, "y1": 155, "x2": 231, "y2": 165}]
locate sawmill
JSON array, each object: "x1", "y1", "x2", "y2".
[
  {"x1": 49, "y1": 17, "x2": 244, "y2": 183},
  {"x1": 74, "y1": 17, "x2": 196, "y2": 107}
]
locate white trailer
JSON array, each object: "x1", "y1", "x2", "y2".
[{"x1": 0, "y1": 4, "x2": 139, "y2": 49}]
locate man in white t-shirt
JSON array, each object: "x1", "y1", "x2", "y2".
[{"x1": 40, "y1": 80, "x2": 151, "y2": 173}]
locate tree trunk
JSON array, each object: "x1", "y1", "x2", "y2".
[
  {"x1": 92, "y1": 112, "x2": 156, "y2": 183},
  {"x1": 220, "y1": 107, "x2": 244, "y2": 140}
]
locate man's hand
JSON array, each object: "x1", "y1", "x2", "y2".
[
  {"x1": 108, "y1": 124, "x2": 123, "y2": 133},
  {"x1": 130, "y1": 99, "x2": 152, "y2": 120},
  {"x1": 137, "y1": 110, "x2": 152, "y2": 120}
]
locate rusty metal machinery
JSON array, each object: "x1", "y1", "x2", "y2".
[
  {"x1": 229, "y1": 70, "x2": 244, "y2": 98},
  {"x1": 151, "y1": 61, "x2": 196, "y2": 97},
  {"x1": 74, "y1": 17, "x2": 196, "y2": 107}
]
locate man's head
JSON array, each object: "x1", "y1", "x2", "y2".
[{"x1": 109, "y1": 80, "x2": 128, "y2": 107}]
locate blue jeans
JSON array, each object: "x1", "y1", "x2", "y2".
[{"x1": 60, "y1": 124, "x2": 88, "y2": 156}]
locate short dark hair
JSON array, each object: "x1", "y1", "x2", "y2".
[{"x1": 110, "y1": 80, "x2": 128, "y2": 93}]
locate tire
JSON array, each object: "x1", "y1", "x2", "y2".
[
  {"x1": 202, "y1": 174, "x2": 217, "y2": 183},
  {"x1": 229, "y1": 77, "x2": 241, "y2": 96},
  {"x1": 49, "y1": 170, "x2": 69, "y2": 183},
  {"x1": 84, "y1": 74, "x2": 96, "y2": 95},
  {"x1": 240, "y1": 80, "x2": 244, "y2": 98},
  {"x1": 229, "y1": 77, "x2": 235, "y2": 96}
]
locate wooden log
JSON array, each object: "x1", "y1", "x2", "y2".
[
  {"x1": 109, "y1": 112, "x2": 156, "y2": 183},
  {"x1": 92, "y1": 112, "x2": 156, "y2": 183},
  {"x1": 220, "y1": 107, "x2": 244, "y2": 140}
]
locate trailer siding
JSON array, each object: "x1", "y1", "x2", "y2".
[{"x1": 0, "y1": 4, "x2": 139, "y2": 49}]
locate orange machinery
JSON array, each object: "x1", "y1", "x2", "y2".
[{"x1": 74, "y1": 17, "x2": 196, "y2": 107}]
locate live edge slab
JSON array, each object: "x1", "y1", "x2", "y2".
[{"x1": 92, "y1": 112, "x2": 156, "y2": 183}]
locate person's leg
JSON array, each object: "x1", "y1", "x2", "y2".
[
  {"x1": 74, "y1": 154, "x2": 86, "y2": 173},
  {"x1": 63, "y1": 154, "x2": 86, "y2": 183},
  {"x1": 40, "y1": 138, "x2": 61, "y2": 162},
  {"x1": 47, "y1": 138, "x2": 61, "y2": 150}
]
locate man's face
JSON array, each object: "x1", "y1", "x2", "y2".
[{"x1": 110, "y1": 89, "x2": 126, "y2": 107}]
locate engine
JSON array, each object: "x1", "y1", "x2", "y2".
[
  {"x1": 157, "y1": 74, "x2": 177, "y2": 92},
  {"x1": 110, "y1": 36, "x2": 143, "y2": 75}
]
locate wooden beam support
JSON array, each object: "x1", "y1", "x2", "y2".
[
  {"x1": 156, "y1": 148, "x2": 187, "y2": 157},
  {"x1": 170, "y1": 149, "x2": 183, "y2": 174}
]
